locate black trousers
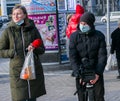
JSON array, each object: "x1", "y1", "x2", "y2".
[
  {"x1": 76, "y1": 76, "x2": 105, "y2": 101},
  {"x1": 117, "y1": 59, "x2": 120, "y2": 75}
]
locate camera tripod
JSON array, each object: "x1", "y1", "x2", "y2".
[
  {"x1": 74, "y1": 82, "x2": 95, "y2": 101},
  {"x1": 84, "y1": 83, "x2": 95, "y2": 101}
]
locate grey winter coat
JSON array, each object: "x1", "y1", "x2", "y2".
[{"x1": 0, "y1": 19, "x2": 46, "y2": 100}]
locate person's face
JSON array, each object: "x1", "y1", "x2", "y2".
[
  {"x1": 79, "y1": 21, "x2": 90, "y2": 33},
  {"x1": 12, "y1": 8, "x2": 26, "y2": 23}
]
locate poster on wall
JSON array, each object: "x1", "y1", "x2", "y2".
[
  {"x1": 58, "y1": 13, "x2": 69, "y2": 63},
  {"x1": 29, "y1": 14, "x2": 58, "y2": 50},
  {"x1": 21, "y1": 0, "x2": 56, "y2": 13}
]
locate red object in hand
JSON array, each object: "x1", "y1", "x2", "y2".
[{"x1": 32, "y1": 39, "x2": 42, "y2": 48}]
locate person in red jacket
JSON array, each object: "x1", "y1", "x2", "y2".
[
  {"x1": 66, "y1": 4, "x2": 84, "y2": 38},
  {"x1": 66, "y1": 4, "x2": 84, "y2": 58}
]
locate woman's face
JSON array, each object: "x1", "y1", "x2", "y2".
[{"x1": 12, "y1": 8, "x2": 26, "y2": 23}]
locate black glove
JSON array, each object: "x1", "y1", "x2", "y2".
[
  {"x1": 71, "y1": 70, "x2": 79, "y2": 78},
  {"x1": 110, "y1": 47, "x2": 114, "y2": 54},
  {"x1": 110, "y1": 50, "x2": 114, "y2": 54}
]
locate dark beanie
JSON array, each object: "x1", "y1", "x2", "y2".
[{"x1": 80, "y1": 12, "x2": 95, "y2": 28}]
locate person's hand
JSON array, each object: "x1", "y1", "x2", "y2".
[
  {"x1": 90, "y1": 74, "x2": 99, "y2": 84},
  {"x1": 27, "y1": 44, "x2": 35, "y2": 51},
  {"x1": 79, "y1": 79, "x2": 85, "y2": 85}
]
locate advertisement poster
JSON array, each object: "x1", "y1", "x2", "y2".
[
  {"x1": 29, "y1": 14, "x2": 58, "y2": 50},
  {"x1": 21, "y1": 0, "x2": 56, "y2": 13},
  {"x1": 58, "y1": 13, "x2": 69, "y2": 63}
]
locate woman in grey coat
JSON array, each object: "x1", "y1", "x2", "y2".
[{"x1": 0, "y1": 5, "x2": 46, "y2": 101}]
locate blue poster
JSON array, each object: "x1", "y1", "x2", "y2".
[{"x1": 21, "y1": 0, "x2": 56, "y2": 13}]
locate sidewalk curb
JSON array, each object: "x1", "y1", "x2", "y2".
[{"x1": 43, "y1": 63, "x2": 72, "y2": 71}]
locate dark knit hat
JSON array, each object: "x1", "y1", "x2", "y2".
[{"x1": 80, "y1": 12, "x2": 95, "y2": 28}]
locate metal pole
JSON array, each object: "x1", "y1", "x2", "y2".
[
  {"x1": 106, "y1": 0, "x2": 110, "y2": 54},
  {"x1": 55, "y1": 0, "x2": 62, "y2": 64}
]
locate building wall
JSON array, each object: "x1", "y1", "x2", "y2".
[
  {"x1": 7, "y1": 0, "x2": 20, "y2": 15},
  {"x1": 84, "y1": 0, "x2": 120, "y2": 15},
  {"x1": 1, "y1": 0, "x2": 120, "y2": 17},
  {"x1": 0, "y1": 0, "x2": 20, "y2": 15}
]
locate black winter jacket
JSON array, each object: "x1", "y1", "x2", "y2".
[
  {"x1": 69, "y1": 29, "x2": 107, "y2": 77},
  {"x1": 111, "y1": 27, "x2": 120, "y2": 59}
]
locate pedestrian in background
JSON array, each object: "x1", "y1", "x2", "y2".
[
  {"x1": 69, "y1": 12, "x2": 107, "y2": 101},
  {"x1": 66, "y1": 4, "x2": 84, "y2": 58},
  {"x1": 0, "y1": 5, "x2": 46, "y2": 101},
  {"x1": 66, "y1": 14, "x2": 72, "y2": 25},
  {"x1": 110, "y1": 19, "x2": 120, "y2": 79}
]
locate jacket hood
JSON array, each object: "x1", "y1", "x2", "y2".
[
  {"x1": 70, "y1": 14, "x2": 82, "y2": 23},
  {"x1": 75, "y1": 4, "x2": 84, "y2": 14}
]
